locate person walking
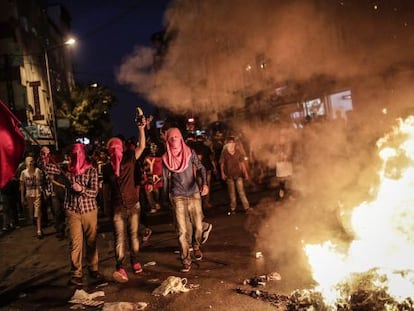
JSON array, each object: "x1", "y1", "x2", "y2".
[
  {"x1": 20, "y1": 156, "x2": 44, "y2": 239},
  {"x1": 273, "y1": 126, "x2": 295, "y2": 201},
  {"x1": 142, "y1": 142, "x2": 163, "y2": 214},
  {"x1": 38, "y1": 146, "x2": 66, "y2": 239},
  {"x1": 102, "y1": 119, "x2": 146, "y2": 283},
  {"x1": 192, "y1": 134, "x2": 216, "y2": 210},
  {"x1": 64, "y1": 143, "x2": 103, "y2": 286},
  {"x1": 162, "y1": 127, "x2": 209, "y2": 273},
  {"x1": 220, "y1": 136, "x2": 253, "y2": 215}
]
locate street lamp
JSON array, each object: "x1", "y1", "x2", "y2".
[{"x1": 44, "y1": 37, "x2": 75, "y2": 151}]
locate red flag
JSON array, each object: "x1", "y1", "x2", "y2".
[{"x1": 0, "y1": 99, "x2": 26, "y2": 188}]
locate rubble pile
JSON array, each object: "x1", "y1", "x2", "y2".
[
  {"x1": 235, "y1": 288, "x2": 290, "y2": 309},
  {"x1": 332, "y1": 270, "x2": 414, "y2": 311},
  {"x1": 237, "y1": 270, "x2": 414, "y2": 310}
]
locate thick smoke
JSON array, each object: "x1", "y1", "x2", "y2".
[
  {"x1": 116, "y1": 0, "x2": 414, "y2": 290},
  {"x1": 117, "y1": 0, "x2": 414, "y2": 115}
]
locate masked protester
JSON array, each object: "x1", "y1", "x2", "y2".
[
  {"x1": 220, "y1": 136, "x2": 254, "y2": 215},
  {"x1": 37, "y1": 146, "x2": 66, "y2": 239},
  {"x1": 162, "y1": 127, "x2": 211, "y2": 273},
  {"x1": 20, "y1": 156, "x2": 43, "y2": 238},
  {"x1": 102, "y1": 119, "x2": 146, "y2": 283},
  {"x1": 64, "y1": 143, "x2": 103, "y2": 286}
]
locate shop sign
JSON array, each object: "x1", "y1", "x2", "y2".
[{"x1": 23, "y1": 124, "x2": 53, "y2": 140}]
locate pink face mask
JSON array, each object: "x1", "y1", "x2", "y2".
[
  {"x1": 162, "y1": 128, "x2": 192, "y2": 173},
  {"x1": 107, "y1": 138, "x2": 123, "y2": 177},
  {"x1": 69, "y1": 143, "x2": 91, "y2": 175}
]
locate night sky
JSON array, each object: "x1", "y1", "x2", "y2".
[{"x1": 53, "y1": 0, "x2": 171, "y2": 139}]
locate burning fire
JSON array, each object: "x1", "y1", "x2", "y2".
[{"x1": 305, "y1": 116, "x2": 414, "y2": 308}]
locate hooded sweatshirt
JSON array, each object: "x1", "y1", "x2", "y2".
[{"x1": 162, "y1": 128, "x2": 207, "y2": 197}]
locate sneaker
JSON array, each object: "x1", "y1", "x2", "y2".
[
  {"x1": 113, "y1": 268, "x2": 128, "y2": 283},
  {"x1": 180, "y1": 263, "x2": 191, "y2": 273},
  {"x1": 69, "y1": 276, "x2": 84, "y2": 286},
  {"x1": 37, "y1": 231, "x2": 43, "y2": 239},
  {"x1": 201, "y1": 223, "x2": 212, "y2": 244},
  {"x1": 89, "y1": 270, "x2": 104, "y2": 281},
  {"x1": 193, "y1": 249, "x2": 203, "y2": 261},
  {"x1": 142, "y1": 228, "x2": 152, "y2": 243},
  {"x1": 132, "y1": 262, "x2": 143, "y2": 274}
]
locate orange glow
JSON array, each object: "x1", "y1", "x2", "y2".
[{"x1": 305, "y1": 116, "x2": 414, "y2": 306}]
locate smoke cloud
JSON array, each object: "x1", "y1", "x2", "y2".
[
  {"x1": 117, "y1": 0, "x2": 414, "y2": 291},
  {"x1": 117, "y1": 0, "x2": 414, "y2": 116}
]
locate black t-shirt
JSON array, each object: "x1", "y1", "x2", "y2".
[
  {"x1": 193, "y1": 141, "x2": 214, "y2": 171},
  {"x1": 102, "y1": 150, "x2": 138, "y2": 208}
]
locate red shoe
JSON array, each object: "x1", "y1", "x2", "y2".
[
  {"x1": 113, "y1": 268, "x2": 128, "y2": 283},
  {"x1": 132, "y1": 262, "x2": 143, "y2": 274}
]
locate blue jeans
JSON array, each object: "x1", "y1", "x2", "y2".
[
  {"x1": 171, "y1": 192, "x2": 204, "y2": 266},
  {"x1": 113, "y1": 202, "x2": 140, "y2": 269},
  {"x1": 227, "y1": 177, "x2": 250, "y2": 211}
]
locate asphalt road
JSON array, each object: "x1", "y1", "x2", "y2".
[{"x1": 0, "y1": 183, "x2": 308, "y2": 311}]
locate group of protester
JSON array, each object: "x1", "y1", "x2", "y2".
[{"x1": 0, "y1": 117, "x2": 262, "y2": 286}]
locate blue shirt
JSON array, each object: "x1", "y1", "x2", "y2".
[{"x1": 163, "y1": 150, "x2": 207, "y2": 197}]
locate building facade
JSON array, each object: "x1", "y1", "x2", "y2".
[{"x1": 0, "y1": 0, "x2": 74, "y2": 150}]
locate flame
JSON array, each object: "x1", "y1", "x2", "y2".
[{"x1": 305, "y1": 116, "x2": 414, "y2": 307}]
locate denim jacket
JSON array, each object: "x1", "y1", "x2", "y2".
[{"x1": 163, "y1": 150, "x2": 207, "y2": 198}]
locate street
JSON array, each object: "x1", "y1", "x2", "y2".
[{"x1": 0, "y1": 183, "x2": 306, "y2": 311}]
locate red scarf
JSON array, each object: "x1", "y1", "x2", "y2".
[
  {"x1": 107, "y1": 137, "x2": 123, "y2": 177},
  {"x1": 68, "y1": 143, "x2": 91, "y2": 175},
  {"x1": 162, "y1": 128, "x2": 192, "y2": 173}
]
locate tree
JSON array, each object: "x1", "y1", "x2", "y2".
[{"x1": 55, "y1": 83, "x2": 116, "y2": 147}]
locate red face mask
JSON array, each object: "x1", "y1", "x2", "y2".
[
  {"x1": 107, "y1": 138, "x2": 123, "y2": 177},
  {"x1": 69, "y1": 143, "x2": 91, "y2": 175}
]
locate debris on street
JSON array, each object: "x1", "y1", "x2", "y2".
[
  {"x1": 96, "y1": 282, "x2": 110, "y2": 288},
  {"x1": 152, "y1": 276, "x2": 192, "y2": 296},
  {"x1": 69, "y1": 289, "x2": 105, "y2": 307},
  {"x1": 242, "y1": 272, "x2": 282, "y2": 287},
  {"x1": 235, "y1": 288, "x2": 289, "y2": 308},
  {"x1": 102, "y1": 301, "x2": 148, "y2": 311}
]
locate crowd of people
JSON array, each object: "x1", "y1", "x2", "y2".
[{"x1": 1, "y1": 117, "x2": 273, "y2": 286}]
